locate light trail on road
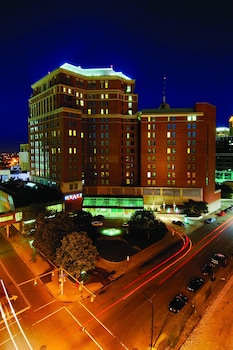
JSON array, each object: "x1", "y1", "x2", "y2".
[
  {"x1": 83, "y1": 217, "x2": 233, "y2": 325},
  {"x1": 158, "y1": 216, "x2": 233, "y2": 284},
  {"x1": 97, "y1": 231, "x2": 190, "y2": 307},
  {"x1": 82, "y1": 234, "x2": 192, "y2": 325}
]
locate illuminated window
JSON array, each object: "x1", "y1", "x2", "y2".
[
  {"x1": 101, "y1": 109, "x2": 104, "y2": 114},
  {"x1": 126, "y1": 85, "x2": 131, "y2": 92},
  {"x1": 88, "y1": 109, "x2": 92, "y2": 114},
  {"x1": 69, "y1": 148, "x2": 72, "y2": 154},
  {"x1": 80, "y1": 100, "x2": 84, "y2": 106},
  {"x1": 63, "y1": 87, "x2": 66, "y2": 92},
  {"x1": 187, "y1": 148, "x2": 191, "y2": 154},
  {"x1": 147, "y1": 171, "x2": 151, "y2": 178},
  {"x1": 128, "y1": 110, "x2": 132, "y2": 115},
  {"x1": 128, "y1": 96, "x2": 132, "y2": 101},
  {"x1": 192, "y1": 180, "x2": 196, "y2": 185},
  {"x1": 187, "y1": 115, "x2": 197, "y2": 121},
  {"x1": 128, "y1": 102, "x2": 132, "y2": 108},
  {"x1": 167, "y1": 132, "x2": 171, "y2": 138},
  {"x1": 105, "y1": 81, "x2": 109, "y2": 88},
  {"x1": 106, "y1": 109, "x2": 109, "y2": 114},
  {"x1": 148, "y1": 132, "x2": 151, "y2": 138},
  {"x1": 167, "y1": 148, "x2": 171, "y2": 154},
  {"x1": 68, "y1": 88, "x2": 72, "y2": 94},
  {"x1": 76, "y1": 92, "x2": 79, "y2": 97}
]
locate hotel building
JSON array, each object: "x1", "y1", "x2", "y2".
[{"x1": 28, "y1": 63, "x2": 220, "y2": 215}]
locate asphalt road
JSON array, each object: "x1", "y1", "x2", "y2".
[{"x1": 1, "y1": 212, "x2": 233, "y2": 349}]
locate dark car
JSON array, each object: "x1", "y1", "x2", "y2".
[
  {"x1": 172, "y1": 220, "x2": 185, "y2": 226},
  {"x1": 201, "y1": 263, "x2": 214, "y2": 275},
  {"x1": 210, "y1": 253, "x2": 227, "y2": 266},
  {"x1": 168, "y1": 293, "x2": 188, "y2": 313},
  {"x1": 187, "y1": 277, "x2": 204, "y2": 292}
]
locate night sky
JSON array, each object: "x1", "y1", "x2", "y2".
[{"x1": 1, "y1": 1, "x2": 233, "y2": 152}]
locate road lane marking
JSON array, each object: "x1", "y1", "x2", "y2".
[
  {"x1": 0, "y1": 260, "x2": 31, "y2": 309},
  {"x1": 31, "y1": 307, "x2": 65, "y2": 326},
  {"x1": 65, "y1": 307, "x2": 105, "y2": 350},
  {"x1": 34, "y1": 300, "x2": 56, "y2": 312},
  {"x1": 79, "y1": 301, "x2": 129, "y2": 350}
]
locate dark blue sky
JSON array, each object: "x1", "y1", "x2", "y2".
[{"x1": 1, "y1": 1, "x2": 233, "y2": 152}]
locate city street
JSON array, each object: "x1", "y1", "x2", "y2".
[{"x1": 1, "y1": 213, "x2": 233, "y2": 349}]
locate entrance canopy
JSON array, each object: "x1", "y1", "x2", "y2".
[{"x1": 83, "y1": 195, "x2": 144, "y2": 209}]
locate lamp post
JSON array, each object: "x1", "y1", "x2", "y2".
[{"x1": 144, "y1": 292, "x2": 154, "y2": 349}]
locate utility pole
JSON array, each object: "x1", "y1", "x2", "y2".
[{"x1": 144, "y1": 292, "x2": 154, "y2": 349}]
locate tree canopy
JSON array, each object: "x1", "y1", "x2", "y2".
[
  {"x1": 183, "y1": 199, "x2": 208, "y2": 217},
  {"x1": 55, "y1": 231, "x2": 98, "y2": 278},
  {"x1": 127, "y1": 209, "x2": 167, "y2": 246},
  {"x1": 33, "y1": 211, "x2": 76, "y2": 259}
]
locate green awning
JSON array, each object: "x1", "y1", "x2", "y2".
[{"x1": 83, "y1": 195, "x2": 144, "y2": 209}]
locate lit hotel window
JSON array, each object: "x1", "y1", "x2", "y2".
[
  {"x1": 167, "y1": 148, "x2": 171, "y2": 154},
  {"x1": 147, "y1": 171, "x2": 151, "y2": 178},
  {"x1": 128, "y1": 110, "x2": 132, "y2": 115},
  {"x1": 187, "y1": 115, "x2": 197, "y2": 121},
  {"x1": 167, "y1": 132, "x2": 171, "y2": 138},
  {"x1": 80, "y1": 100, "x2": 84, "y2": 106},
  {"x1": 88, "y1": 109, "x2": 92, "y2": 114}
]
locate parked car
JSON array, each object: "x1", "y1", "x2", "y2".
[
  {"x1": 201, "y1": 263, "x2": 214, "y2": 275},
  {"x1": 91, "y1": 221, "x2": 103, "y2": 227},
  {"x1": 187, "y1": 277, "x2": 204, "y2": 292},
  {"x1": 210, "y1": 252, "x2": 227, "y2": 266},
  {"x1": 172, "y1": 220, "x2": 185, "y2": 227},
  {"x1": 205, "y1": 217, "x2": 216, "y2": 224},
  {"x1": 168, "y1": 293, "x2": 188, "y2": 313},
  {"x1": 217, "y1": 211, "x2": 226, "y2": 216}
]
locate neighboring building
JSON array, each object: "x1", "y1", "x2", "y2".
[
  {"x1": 216, "y1": 118, "x2": 233, "y2": 184},
  {"x1": 140, "y1": 102, "x2": 220, "y2": 213},
  {"x1": 0, "y1": 180, "x2": 64, "y2": 234},
  {"x1": 19, "y1": 143, "x2": 30, "y2": 171},
  {"x1": 28, "y1": 63, "x2": 220, "y2": 215}
]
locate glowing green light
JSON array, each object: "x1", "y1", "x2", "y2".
[{"x1": 100, "y1": 228, "x2": 122, "y2": 237}]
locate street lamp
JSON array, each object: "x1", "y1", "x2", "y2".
[{"x1": 144, "y1": 292, "x2": 154, "y2": 349}]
